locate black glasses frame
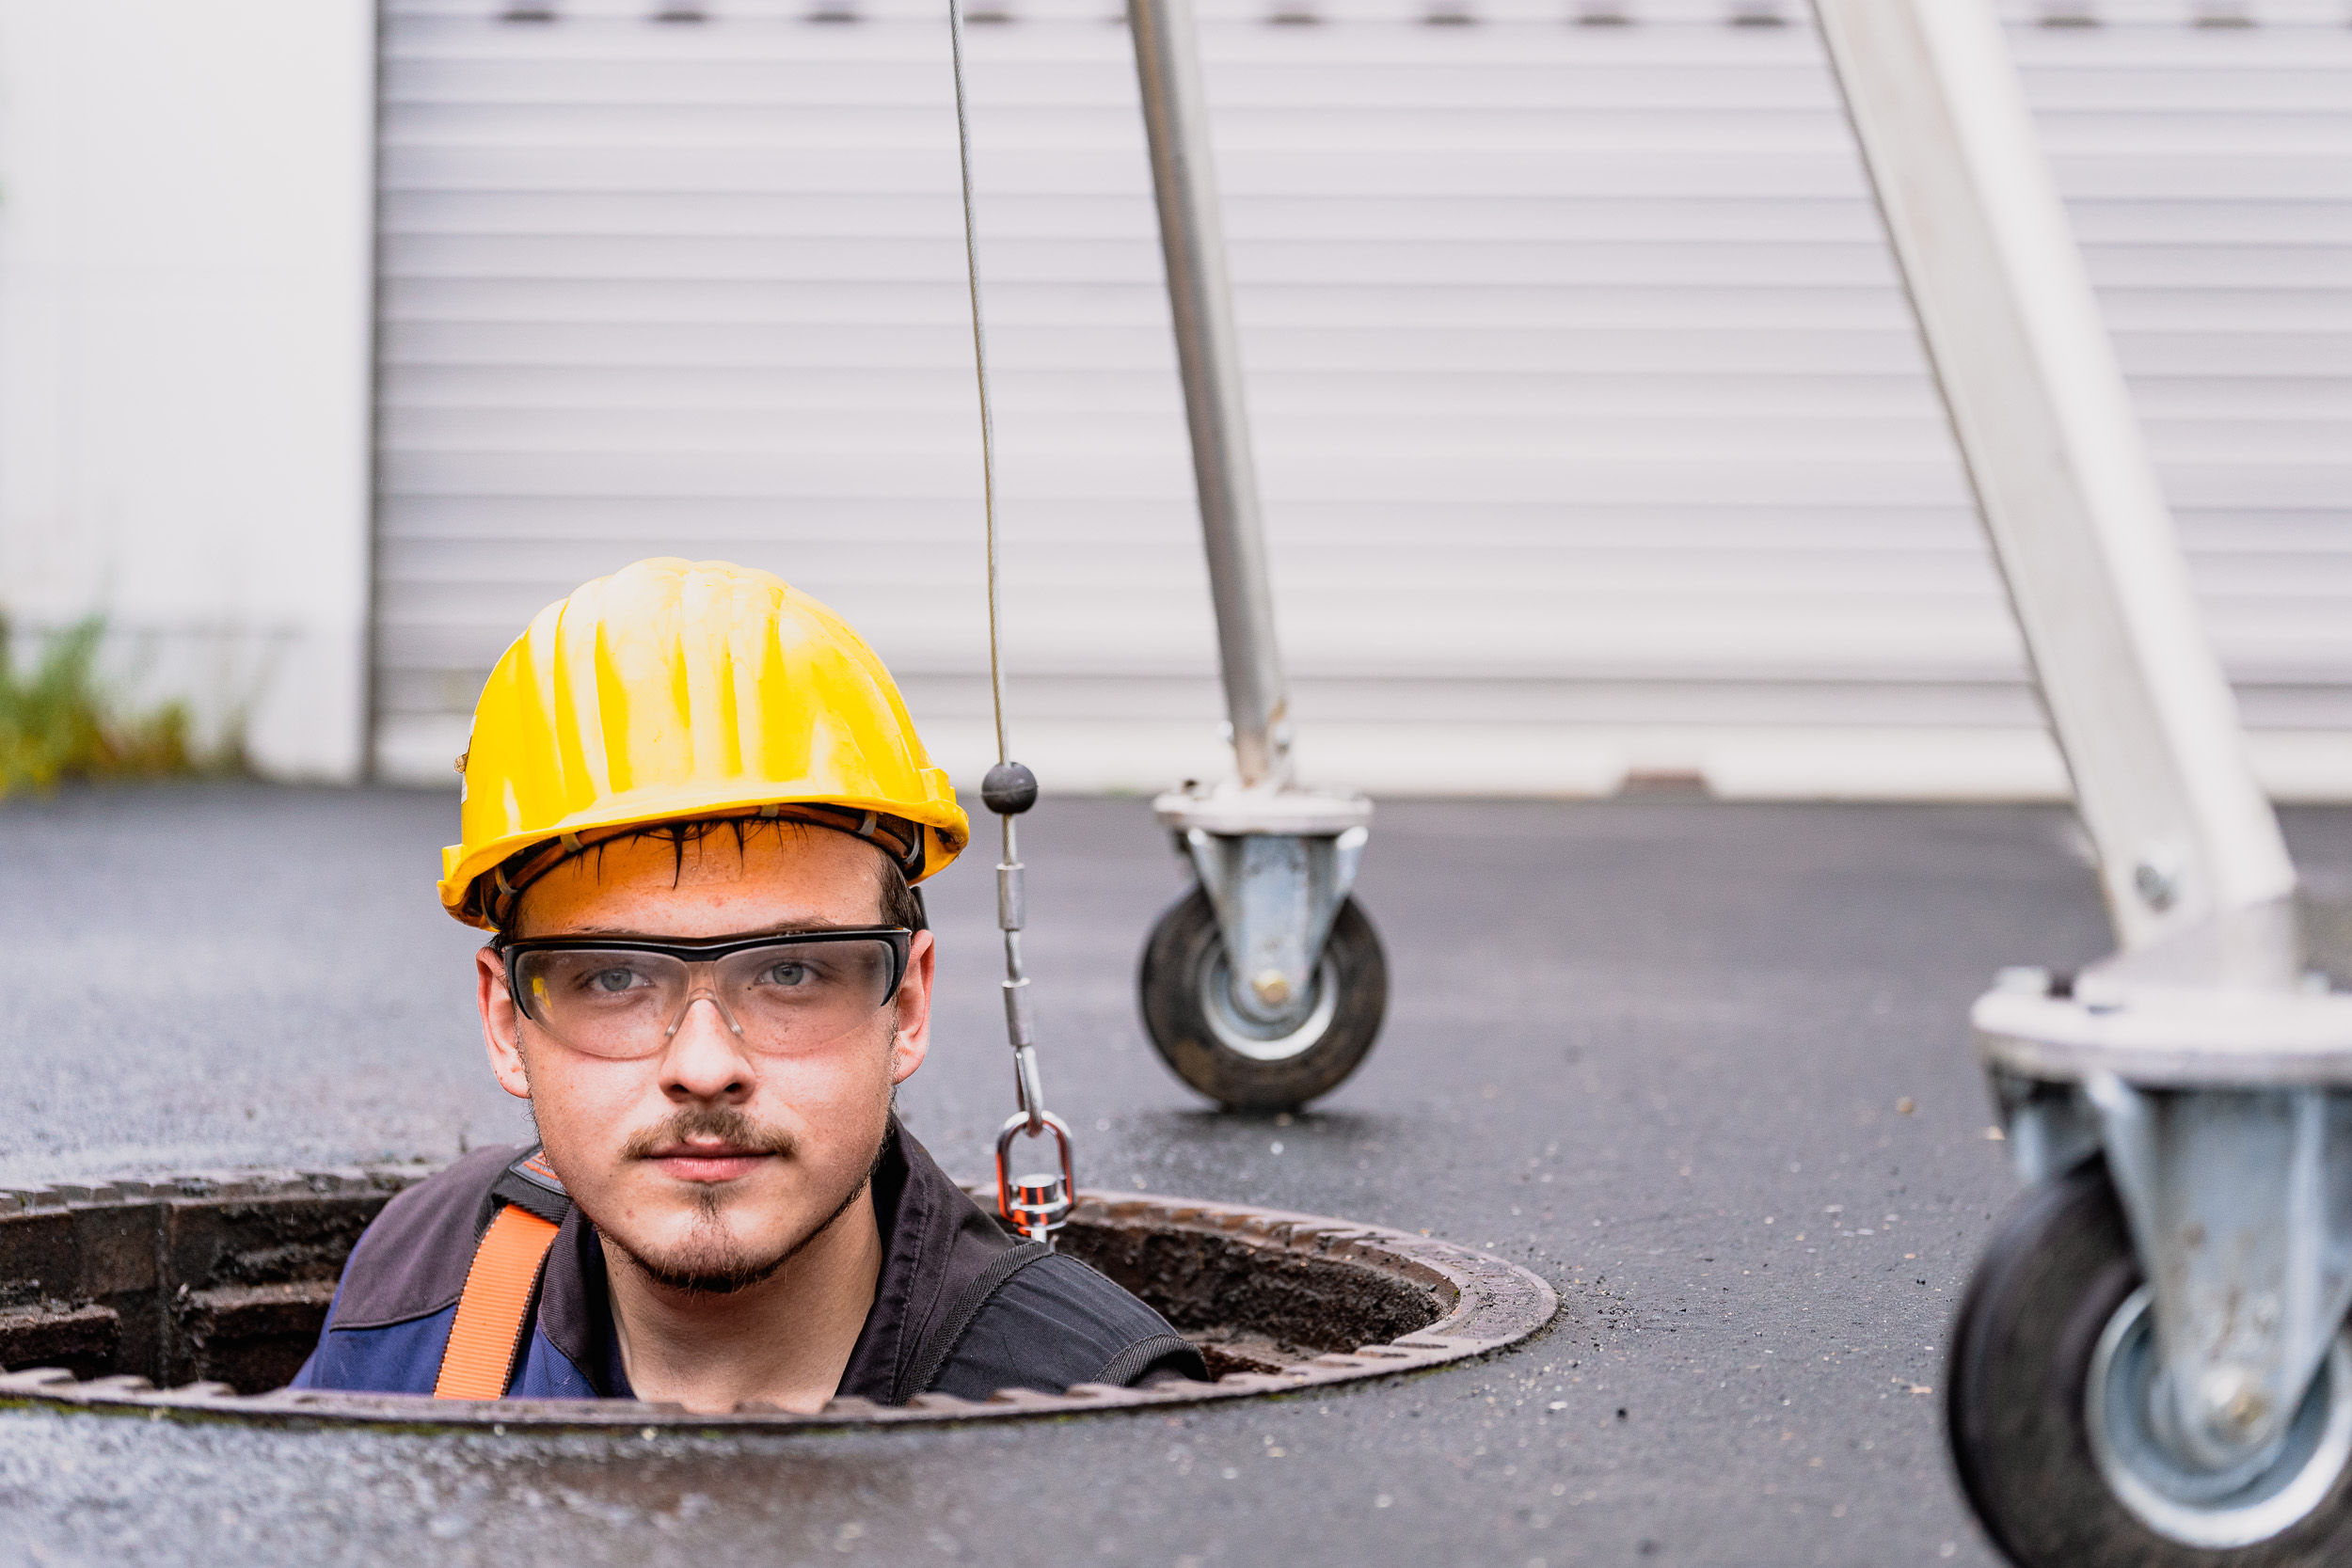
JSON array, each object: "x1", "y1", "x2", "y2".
[{"x1": 496, "y1": 926, "x2": 915, "y2": 1026}]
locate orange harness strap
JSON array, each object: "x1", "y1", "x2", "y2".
[{"x1": 433, "y1": 1204, "x2": 562, "y2": 1400}]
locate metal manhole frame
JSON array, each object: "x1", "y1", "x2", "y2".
[{"x1": 0, "y1": 1184, "x2": 1557, "y2": 1432}]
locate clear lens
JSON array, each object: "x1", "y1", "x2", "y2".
[{"x1": 515, "y1": 938, "x2": 900, "y2": 1058}]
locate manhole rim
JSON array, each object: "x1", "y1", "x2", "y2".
[{"x1": 0, "y1": 1184, "x2": 1558, "y2": 1432}]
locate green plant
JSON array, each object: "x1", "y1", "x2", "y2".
[{"x1": 0, "y1": 616, "x2": 229, "y2": 794}]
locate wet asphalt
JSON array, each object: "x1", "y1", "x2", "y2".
[{"x1": 8, "y1": 784, "x2": 2346, "y2": 1567}]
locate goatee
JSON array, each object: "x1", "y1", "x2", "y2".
[{"x1": 609, "y1": 1113, "x2": 883, "y2": 1297}]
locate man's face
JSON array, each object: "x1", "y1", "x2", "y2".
[{"x1": 474, "y1": 825, "x2": 932, "y2": 1291}]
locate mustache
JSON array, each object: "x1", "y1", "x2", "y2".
[{"x1": 620, "y1": 1105, "x2": 797, "y2": 1162}]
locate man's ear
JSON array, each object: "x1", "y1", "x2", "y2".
[
  {"x1": 476, "y1": 945, "x2": 533, "y2": 1101},
  {"x1": 889, "y1": 929, "x2": 935, "y2": 1085}
]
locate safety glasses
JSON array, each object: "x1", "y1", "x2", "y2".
[{"x1": 497, "y1": 927, "x2": 914, "y2": 1061}]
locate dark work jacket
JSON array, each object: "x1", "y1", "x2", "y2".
[{"x1": 290, "y1": 1119, "x2": 1204, "y2": 1403}]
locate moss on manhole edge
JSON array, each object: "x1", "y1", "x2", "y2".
[{"x1": 0, "y1": 1173, "x2": 1557, "y2": 1431}]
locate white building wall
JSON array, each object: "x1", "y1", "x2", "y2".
[
  {"x1": 3, "y1": 2, "x2": 2344, "y2": 800},
  {"x1": 0, "y1": 1, "x2": 375, "y2": 780},
  {"x1": 370, "y1": 0, "x2": 2352, "y2": 801}
]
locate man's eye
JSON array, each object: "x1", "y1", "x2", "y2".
[
  {"x1": 590, "y1": 967, "x2": 643, "y2": 993},
  {"x1": 762, "y1": 962, "x2": 812, "y2": 988}
]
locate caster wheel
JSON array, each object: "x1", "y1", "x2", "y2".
[
  {"x1": 1137, "y1": 886, "x2": 1386, "y2": 1112},
  {"x1": 1948, "y1": 1160, "x2": 2352, "y2": 1566}
]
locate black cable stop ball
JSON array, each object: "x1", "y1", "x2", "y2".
[{"x1": 981, "y1": 760, "x2": 1039, "y2": 816}]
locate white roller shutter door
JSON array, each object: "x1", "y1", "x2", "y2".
[{"x1": 374, "y1": 0, "x2": 2352, "y2": 798}]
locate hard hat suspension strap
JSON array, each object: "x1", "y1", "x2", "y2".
[{"x1": 470, "y1": 802, "x2": 927, "y2": 932}]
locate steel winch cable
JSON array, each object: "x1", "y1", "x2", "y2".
[{"x1": 947, "y1": 0, "x2": 1074, "y2": 1245}]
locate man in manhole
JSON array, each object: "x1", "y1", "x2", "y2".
[{"x1": 294, "y1": 559, "x2": 1205, "y2": 1411}]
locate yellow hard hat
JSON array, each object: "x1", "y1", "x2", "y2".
[{"x1": 439, "y1": 558, "x2": 968, "y2": 929}]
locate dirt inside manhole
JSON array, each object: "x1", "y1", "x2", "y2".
[{"x1": 0, "y1": 1170, "x2": 1555, "y2": 1426}]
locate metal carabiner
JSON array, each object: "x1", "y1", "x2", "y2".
[{"x1": 994, "y1": 1109, "x2": 1075, "y2": 1245}]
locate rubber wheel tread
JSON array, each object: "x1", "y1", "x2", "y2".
[
  {"x1": 1947, "y1": 1159, "x2": 2352, "y2": 1567},
  {"x1": 1137, "y1": 888, "x2": 1387, "y2": 1112}
]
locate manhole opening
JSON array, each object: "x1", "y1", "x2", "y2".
[{"x1": 0, "y1": 1172, "x2": 1553, "y2": 1424}]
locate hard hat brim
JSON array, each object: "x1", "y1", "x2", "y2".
[{"x1": 439, "y1": 784, "x2": 968, "y2": 931}]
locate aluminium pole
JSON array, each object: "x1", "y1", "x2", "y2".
[
  {"x1": 1128, "y1": 0, "x2": 1292, "y2": 790},
  {"x1": 1822, "y1": 4, "x2": 2352, "y2": 1521},
  {"x1": 1126, "y1": 0, "x2": 1383, "y2": 1112},
  {"x1": 1811, "y1": 0, "x2": 2297, "y2": 982}
]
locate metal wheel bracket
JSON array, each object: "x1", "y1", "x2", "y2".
[
  {"x1": 1974, "y1": 965, "x2": 2352, "y2": 1095},
  {"x1": 2085, "y1": 1078, "x2": 2352, "y2": 1475},
  {"x1": 1157, "y1": 784, "x2": 1370, "y2": 1032},
  {"x1": 1987, "y1": 1066, "x2": 2103, "y2": 1188},
  {"x1": 1977, "y1": 959, "x2": 2352, "y2": 1478}
]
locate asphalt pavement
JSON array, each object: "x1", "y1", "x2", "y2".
[{"x1": 7, "y1": 784, "x2": 2343, "y2": 1566}]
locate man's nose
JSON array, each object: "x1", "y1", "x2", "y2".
[{"x1": 660, "y1": 994, "x2": 753, "y2": 1100}]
